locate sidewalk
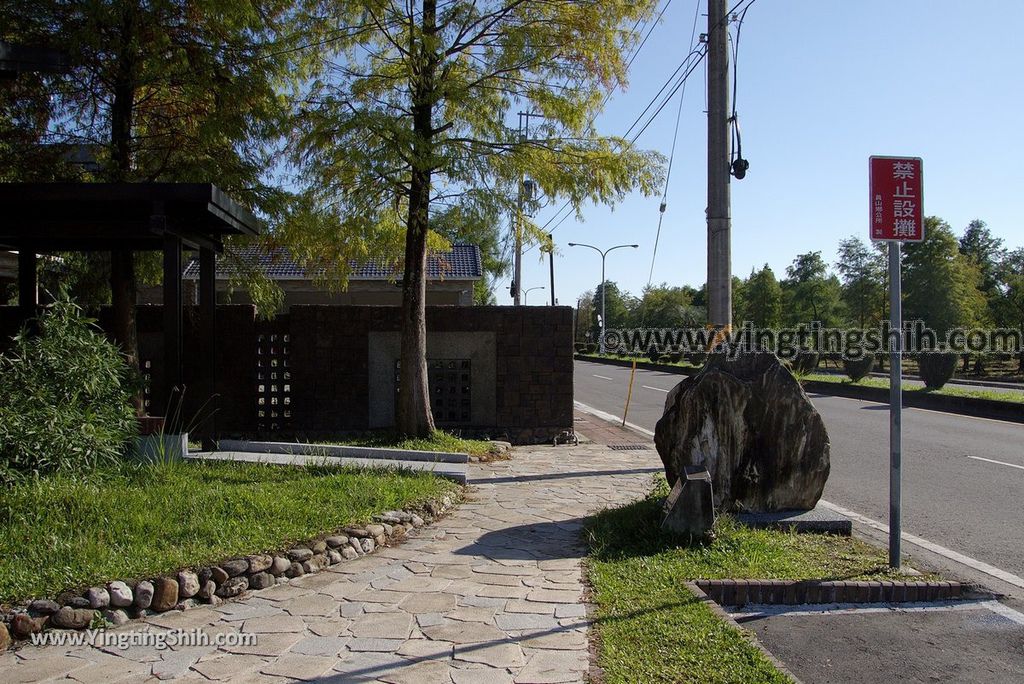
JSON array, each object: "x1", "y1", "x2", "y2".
[{"x1": 1, "y1": 415, "x2": 662, "y2": 683}]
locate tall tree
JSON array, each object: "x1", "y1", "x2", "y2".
[
  {"x1": 997, "y1": 248, "x2": 1024, "y2": 371},
  {"x1": 629, "y1": 283, "x2": 697, "y2": 328},
  {"x1": 294, "y1": 0, "x2": 663, "y2": 435},
  {"x1": 781, "y1": 251, "x2": 844, "y2": 326},
  {"x1": 902, "y1": 217, "x2": 987, "y2": 335},
  {"x1": 742, "y1": 264, "x2": 782, "y2": 328},
  {"x1": 835, "y1": 236, "x2": 886, "y2": 327},
  {"x1": 590, "y1": 281, "x2": 633, "y2": 339},
  {"x1": 958, "y1": 219, "x2": 1005, "y2": 325},
  {"x1": 17, "y1": 0, "x2": 304, "y2": 385}
]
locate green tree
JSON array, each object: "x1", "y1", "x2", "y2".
[
  {"x1": 12, "y1": 0, "x2": 304, "y2": 382},
  {"x1": 629, "y1": 283, "x2": 697, "y2": 328},
  {"x1": 902, "y1": 217, "x2": 987, "y2": 336},
  {"x1": 781, "y1": 251, "x2": 844, "y2": 326},
  {"x1": 293, "y1": 0, "x2": 664, "y2": 435},
  {"x1": 996, "y1": 248, "x2": 1024, "y2": 371},
  {"x1": 835, "y1": 236, "x2": 886, "y2": 327},
  {"x1": 742, "y1": 265, "x2": 782, "y2": 328},
  {"x1": 591, "y1": 281, "x2": 634, "y2": 339},
  {"x1": 958, "y1": 219, "x2": 1005, "y2": 325}
]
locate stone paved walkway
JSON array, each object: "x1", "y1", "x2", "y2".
[{"x1": 2, "y1": 421, "x2": 662, "y2": 683}]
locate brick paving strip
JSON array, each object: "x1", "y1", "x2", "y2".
[{"x1": 0, "y1": 413, "x2": 664, "y2": 683}]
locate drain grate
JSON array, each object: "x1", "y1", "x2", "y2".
[{"x1": 608, "y1": 443, "x2": 652, "y2": 451}]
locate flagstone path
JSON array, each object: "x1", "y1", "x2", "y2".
[{"x1": 2, "y1": 418, "x2": 663, "y2": 683}]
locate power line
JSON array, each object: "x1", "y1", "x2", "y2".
[
  {"x1": 536, "y1": 0, "x2": 757, "y2": 253},
  {"x1": 646, "y1": 0, "x2": 703, "y2": 290},
  {"x1": 528, "y1": 46, "x2": 707, "y2": 248}
]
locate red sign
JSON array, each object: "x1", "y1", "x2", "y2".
[{"x1": 870, "y1": 156, "x2": 924, "y2": 242}]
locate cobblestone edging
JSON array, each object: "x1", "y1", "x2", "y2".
[
  {"x1": 694, "y1": 578, "x2": 968, "y2": 606},
  {"x1": 0, "y1": 494, "x2": 458, "y2": 650}
]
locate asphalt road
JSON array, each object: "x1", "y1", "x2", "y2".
[{"x1": 574, "y1": 359, "x2": 1024, "y2": 581}]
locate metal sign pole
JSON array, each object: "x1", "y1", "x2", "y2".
[{"x1": 888, "y1": 241, "x2": 902, "y2": 569}]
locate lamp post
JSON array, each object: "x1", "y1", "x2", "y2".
[
  {"x1": 524, "y1": 286, "x2": 545, "y2": 305},
  {"x1": 567, "y1": 242, "x2": 638, "y2": 354}
]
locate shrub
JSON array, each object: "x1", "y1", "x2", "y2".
[
  {"x1": 0, "y1": 300, "x2": 138, "y2": 479},
  {"x1": 647, "y1": 345, "x2": 662, "y2": 364},
  {"x1": 918, "y1": 351, "x2": 958, "y2": 389},
  {"x1": 792, "y1": 351, "x2": 820, "y2": 375},
  {"x1": 843, "y1": 355, "x2": 875, "y2": 382}
]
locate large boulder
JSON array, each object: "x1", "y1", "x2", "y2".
[{"x1": 654, "y1": 352, "x2": 830, "y2": 512}]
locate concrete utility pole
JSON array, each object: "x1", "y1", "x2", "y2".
[
  {"x1": 547, "y1": 233, "x2": 556, "y2": 306},
  {"x1": 512, "y1": 111, "x2": 544, "y2": 306},
  {"x1": 706, "y1": 0, "x2": 732, "y2": 328}
]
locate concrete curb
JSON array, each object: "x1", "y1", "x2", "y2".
[
  {"x1": 576, "y1": 354, "x2": 1024, "y2": 424},
  {"x1": 685, "y1": 581, "x2": 805, "y2": 684},
  {"x1": 217, "y1": 439, "x2": 469, "y2": 463},
  {"x1": 694, "y1": 578, "x2": 967, "y2": 606}
]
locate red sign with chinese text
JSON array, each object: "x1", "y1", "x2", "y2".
[{"x1": 870, "y1": 156, "x2": 924, "y2": 242}]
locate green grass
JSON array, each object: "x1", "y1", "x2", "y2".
[
  {"x1": 0, "y1": 459, "x2": 459, "y2": 602},
  {"x1": 803, "y1": 372, "x2": 1024, "y2": 404},
  {"x1": 306, "y1": 430, "x2": 497, "y2": 458},
  {"x1": 586, "y1": 478, "x2": 918, "y2": 683}
]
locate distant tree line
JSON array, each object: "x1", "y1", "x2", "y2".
[{"x1": 576, "y1": 217, "x2": 1023, "y2": 373}]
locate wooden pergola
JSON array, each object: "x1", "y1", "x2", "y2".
[{"x1": 0, "y1": 183, "x2": 260, "y2": 423}]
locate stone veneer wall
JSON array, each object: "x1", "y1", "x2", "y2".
[{"x1": 0, "y1": 304, "x2": 574, "y2": 444}]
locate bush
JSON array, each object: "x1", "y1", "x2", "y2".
[
  {"x1": 0, "y1": 300, "x2": 138, "y2": 479},
  {"x1": 843, "y1": 355, "x2": 875, "y2": 381},
  {"x1": 647, "y1": 345, "x2": 662, "y2": 364},
  {"x1": 918, "y1": 351, "x2": 958, "y2": 389},
  {"x1": 792, "y1": 351, "x2": 820, "y2": 375}
]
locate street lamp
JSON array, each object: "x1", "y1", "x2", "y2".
[
  {"x1": 567, "y1": 242, "x2": 638, "y2": 354},
  {"x1": 523, "y1": 286, "x2": 545, "y2": 305}
]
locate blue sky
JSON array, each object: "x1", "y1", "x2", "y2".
[{"x1": 503, "y1": 0, "x2": 1024, "y2": 307}]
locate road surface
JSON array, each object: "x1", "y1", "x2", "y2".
[{"x1": 574, "y1": 359, "x2": 1024, "y2": 583}]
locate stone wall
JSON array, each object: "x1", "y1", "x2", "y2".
[{"x1": 0, "y1": 304, "x2": 574, "y2": 444}]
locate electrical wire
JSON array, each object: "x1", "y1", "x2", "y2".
[
  {"x1": 528, "y1": 46, "x2": 708, "y2": 249},
  {"x1": 645, "y1": 0, "x2": 702, "y2": 290}
]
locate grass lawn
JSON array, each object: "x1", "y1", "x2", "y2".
[
  {"x1": 0, "y1": 459, "x2": 459, "y2": 603},
  {"x1": 802, "y1": 372, "x2": 1024, "y2": 404},
  {"x1": 586, "y1": 478, "x2": 917, "y2": 683},
  {"x1": 319, "y1": 431, "x2": 498, "y2": 458}
]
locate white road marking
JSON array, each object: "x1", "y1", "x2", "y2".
[
  {"x1": 574, "y1": 400, "x2": 655, "y2": 437},
  {"x1": 730, "y1": 599, "x2": 1024, "y2": 625},
  {"x1": 818, "y1": 499, "x2": 1024, "y2": 589},
  {"x1": 967, "y1": 455, "x2": 1024, "y2": 471},
  {"x1": 642, "y1": 385, "x2": 669, "y2": 393},
  {"x1": 592, "y1": 374, "x2": 613, "y2": 381}
]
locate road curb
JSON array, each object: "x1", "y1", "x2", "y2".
[
  {"x1": 576, "y1": 354, "x2": 1024, "y2": 424},
  {"x1": 693, "y1": 578, "x2": 967, "y2": 606},
  {"x1": 686, "y1": 581, "x2": 805, "y2": 684}
]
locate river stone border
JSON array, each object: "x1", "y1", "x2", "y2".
[{"x1": 0, "y1": 493, "x2": 457, "y2": 649}]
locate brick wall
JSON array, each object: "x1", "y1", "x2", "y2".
[{"x1": 0, "y1": 304, "x2": 574, "y2": 444}]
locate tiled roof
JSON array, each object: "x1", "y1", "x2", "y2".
[{"x1": 182, "y1": 244, "x2": 482, "y2": 281}]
